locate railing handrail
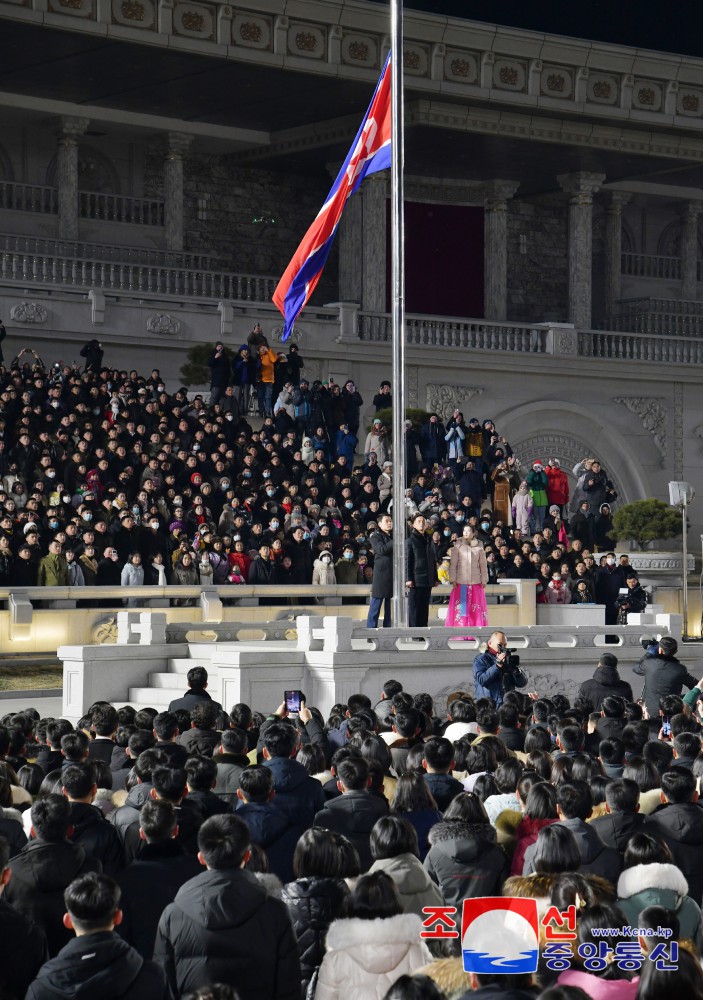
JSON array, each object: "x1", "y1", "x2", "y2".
[
  {"x1": 0, "y1": 232, "x2": 222, "y2": 269},
  {"x1": 359, "y1": 309, "x2": 540, "y2": 330},
  {"x1": 0, "y1": 249, "x2": 279, "y2": 301}
]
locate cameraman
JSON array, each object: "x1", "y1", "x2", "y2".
[{"x1": 473, "y1": 630, "x2": 527, "y2": 706}]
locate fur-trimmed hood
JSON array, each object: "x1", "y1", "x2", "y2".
[
  {"x1": 427, "y1": 820, "x2": 496, "y2": 849},
  {"x1": 617, "y1": 862, "x2": 688, "y2": 900},
  {"x1": 505, "y1": 871, "x2": 615, "y2": 902},
  {"x1": 325, "y1": 913, "x2": 425, "y2": 974}
]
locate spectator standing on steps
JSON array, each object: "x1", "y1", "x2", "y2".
[
  {"x1": 368, "y1": 512, "x2": 393, "y2": 629},
  {"x1": 207, "y1": 343, "x2": 231, "y2": 407},
  {"x1": 405, "y1": 513, "x2": 438, "y2": 628},
  {"x1": 79, "y1": 339, "x2": 103, "y2": 374}
]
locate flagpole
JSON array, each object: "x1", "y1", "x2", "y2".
[{"x1": 390, "y1": 0, "x2": 407, "y2": 628}]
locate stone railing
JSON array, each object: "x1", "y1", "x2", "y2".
[
  {"x1": 579, "y1": 328, "x2": 703, "y2": 362},
  {"x1": 359, "y1": 311, "x2": 545, "y2": 352},
  {"x1": 0, "y1": 181, "x2": 58, "y2": 215},
  {"x1": 597, "y1": 298, "x2": 703, "y2": 337},
  {"x1": 0, "y1": 233, "x2": 219, "y2": 270},
  {"x1": 621, "y1": 253, "x2": 682, "y2": 281},
  {"x1": 0, "y1": 249, "x2": 278, "y2": 302},
  {"x1": 78, "y1": 191, "x2": 164, "y2": 227}
]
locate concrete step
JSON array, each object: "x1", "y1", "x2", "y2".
[
  {"x1": 127, "y1": 688, "x2": 172, "y2": 707},
  {"x1": 147, "y1": 672, "x2": 190, "y2": 689},
  {"x1": 167, "y1": 658, "x2": 198, "y2": 673}
]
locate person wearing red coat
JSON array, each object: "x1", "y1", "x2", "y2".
[{"x1": 545, "y1": 459, "x2": 570, "y2": 517}]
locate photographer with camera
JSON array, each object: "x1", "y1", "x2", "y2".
[{"x1": 472, "y1": 630, "x2": 528, "y2": 706}]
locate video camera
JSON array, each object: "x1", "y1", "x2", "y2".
[{"x1": 497, "y1": 643, "x2": 521, "y2": 672}]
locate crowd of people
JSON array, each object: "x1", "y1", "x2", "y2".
[
  {"x1": 1, "y1": 648, "x2": 703, "y2": 999},
  {"x1": 0, "y1": 338, "x2": 636, "y2": 630}
]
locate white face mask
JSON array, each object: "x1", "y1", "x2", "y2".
[{"x1": 606, "y1": 557, "x2": 615, "y2": 566}]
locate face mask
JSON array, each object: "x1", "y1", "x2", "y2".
[
  {"x1": 553, "y1": 575, "x2": 561, "y2": 582},
  {"x1": 266, "y1": 489, "x2": 275, "y2": 497},
  {"x1": 47, "y1": 471, "x2": 55, "y2": 478},
  {"x1": 444, "y1": 529, "x2": 451, "y2": 537},
  {"x1": 359, "y1": 506, "x2": 368, "y2": 514},
  {"x1": 270, "y1": 521, "x2": 279, "y2": 530},
  {"x1": 132, "y1": 506, "x2": 140, "y2": 514},
  {"x1": 151, "y1": 521, "x2": 159, "y2": 530},
  {"x1": 344, "y1": 551, "x2": 354, "y2": 560},
  {"x1": 303, "y1": 531, "x2": 310, "y2": 541},
  {"x1": 221, "y1": 482, "x2": 230, "y2": 490},
  {"x1": 481, "y1": 522, "x2": 490, "y2": 531},
  {"x1": 84, "y1": 512, "x2": 92, "y2": 521},
  {"x1": 243, "y1": 471, "x2": 251, "y2": 478},
  {"x1": 321, "y1": 556, "x2": 331, "y2": 563},
  {"x1": 263, "y1": 471, "x2": 271, "y2": 479},
  {"x1": 49, "y1": 520, "x2": 59, "y2": 529},
  {"x1": 345, "y1": 501, "x2": 353, "y2": 509},
  {"x1": 606, "y1": 557, "x2": 615, "y2": 566},
  {"x1": 455, "y1": 514, "x2": 464, "y2": 523}
]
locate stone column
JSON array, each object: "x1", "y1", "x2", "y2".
[
  {"x1": 362, "y1": 173, "x2": 387, "y2": 312},
  {"x1": 680, "y1": 200, "x2": 703, "y2": 300},
  {"x1": 338, "y1": 189, "x2": 363, "y2": 302},
  {"x1": 164, "y1": 132, "x2": 194, "y2": 252},
  {"x1": 483, "y1": 179, "x2": 519, "y2": 320},
  {"x1": 603, "y1": 191, "x2": 631, "y2": 318},
  {"x1": 57, "y1": 117, "x2": 89, "y2": 241},
  {"x1": 557, "y1": 172, "x2": 606, "y2": 329}
]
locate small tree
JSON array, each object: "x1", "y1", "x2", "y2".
[
  {"x1": 179, "y1": 343, "x2": 237, "y2": 387},
  {"x1": 369, "y1": 407, "x2": 429, "y2": 432},
  {"x1": 611, "y1": 498, "x2": 682, "y2": 549}
]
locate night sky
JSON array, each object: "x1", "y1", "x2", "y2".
[{"x1": 367, "y1": 0, "x2": 703, "y2": 59}]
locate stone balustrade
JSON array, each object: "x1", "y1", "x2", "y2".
[
  {"x1": 0, "y1": 233, "x2": 220, "y2": 270},
  {"x1": 621, "y1": 253, "x2": 683, "y2": 281},
  {"x1": 0, "y1": 248, "x2": 277, "y2": 302},
  {"x1": 580, "y1": 328, "x2": 703, "y2": 362},
  {"x1": 0, "y1": 181, "x2": 58, "y2": 215},
  {"x1": 0, "y1": 180, "x2": 165, "y2": 227}
]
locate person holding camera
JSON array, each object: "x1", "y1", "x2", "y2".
[{"x1": 472, "y1": 630, "x2": 527, "y2": 705}]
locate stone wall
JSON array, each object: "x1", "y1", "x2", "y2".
[
  {"x1": 143, "y1": 150, "x2": 339, "y2": 302},
  {"x1": 507, "y1": 198, "x2": 570, "y2": 323}
]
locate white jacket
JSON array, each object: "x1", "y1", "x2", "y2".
[
  {"x1": 448, "y1": 539, "x2": 488, "y2": 586},
  {"x1": 312, "y1": 557, "x2": 337, "y2": 585},
  {"x1": 315, "y1": 913, "x2": 431, "y2": 1000}
]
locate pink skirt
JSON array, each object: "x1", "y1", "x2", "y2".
[{"x1": 446, "y1": 584, "x2": 488, "y2": 629}]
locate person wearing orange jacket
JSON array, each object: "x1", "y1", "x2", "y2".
[{"x1": 256, "y1": 343, "x2": 284, "y2": 417}]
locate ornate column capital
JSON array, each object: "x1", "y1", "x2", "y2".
[
  {"x1": 483, "y1": 179, "x2": 520, "y2": 212},
  {"x1": 679, "y1": 199, "x2": 703, "y2": 222},
  {"x1": 603, "y1": 190, "x2": 631, "y2": 214},
  {"x1": 557, "y1": 171, "x2": 606, "y2": 205},
  {"x1": 57, "y1": 116, "x2": 89, "y2": 147},
  {"x1": 165, "y1": 132, "x2": 194, "y2": 160}
]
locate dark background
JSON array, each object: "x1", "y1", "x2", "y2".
[{"x1": 368, "y1": 0, "x2": 703, "y2": 59}]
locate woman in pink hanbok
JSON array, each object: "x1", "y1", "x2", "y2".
[{"x1": 446, "y1": 525, "x2": 488, "y2": 632}]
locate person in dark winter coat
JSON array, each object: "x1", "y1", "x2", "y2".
[
  {"x1": 62, "y1": 764, "x2": 125, "y2": 875},
  {"x1": 281, "y1": 828, "x2": 349, "y2": 996},
  {"x1": 577, "y1": 653, "x2": 633, "y2": 711},
  {"x1": 27, "y1": 872, "x2": 171, "y2": 1000},
  {"x1": 177, "y1": 702, "x2": 221, "y2": 758},
  {"x1": 424, "y1": 792, "x2": 508, "y2": 907},
  {"x1": 80, "y1": 338, "x2": 104, "y2": 373},
  {"x1": 419, "y1": 414, "x2": 446, "y2": 464},
  {"x1": 421, "y1": 737, "x2": 463, "y2": 813},
  {"x1": 473, "y1": 630, "x2": 528, "y2": 706},
  {"x1": 589, "y1": 778, "x2": 646, "y2": 859},
  {"x1": 213, "y1": 728, "x2": 250, "y2": 805},
  {"x1": 405, "y1": 513, "x2": 438, "y2": 628},
  {"x1": 109, "y1": 749, "x2": 164, "y2": 862},
  {"x1": 153, "y1": 813, "x2": 301, "y2": 1000},
  {"x1": 522, "y1": 781, "x2": 621, "y2": 886},
  {"x1": 644, "y1": 767, "x2": 703, "y2": 904},
  {"x1": 116, "y1": 800, "x2": 205, "y2": 960},
  {"x1": 207, "y1": 342, "x2": 231, "y2": 406},
  {"x1": 615, "y1": 571, "x2": 648, "y2": 624},
  {"x1": 569, "y1": 500, "x2": 595, "y2": 550},
  {"x1": 0, "y1": 835, "x2": 49, "y2": 1000},
  {"x1": 632, "y1": 636, "x2": 700, "y2": 719},
  {"x1": 262, "y1": 722, "x2": 326, "y2": 829},
  {"x1": 235, "y1": 767, "x2": 302, "y2": 884},
  {"x1": 313, "y1": 757, "x2": 389, "y2": 872},
  {"x1": 594, "y1": 553, "x2": 626, "y2": 626},
  {"x1": 168, "y1": 666, "x2": 223, "y2": 714},
  {"x1": 6, "y1": 795, "x2": 102, "y2": 957},
  {"x1": 367, "y1": 512, "x2": 393, "y2": 628}
]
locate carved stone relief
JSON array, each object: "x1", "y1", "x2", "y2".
[
  {"x1": 425, "y1": 384, "x2": 484, "y2": 421},
  {"x1": 10, "y1": 302, "x2": 48, "y2": 323},
  {"x1": 613, "y1": 396, "x2": 666, "y2": 465},
  {"x1": 146, "y1": 313, "x2": 180, "y2": 335}
]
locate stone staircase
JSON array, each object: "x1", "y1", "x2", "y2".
[{"x1": 126, "y1": 643, "x2": 217, "y2": 712}]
